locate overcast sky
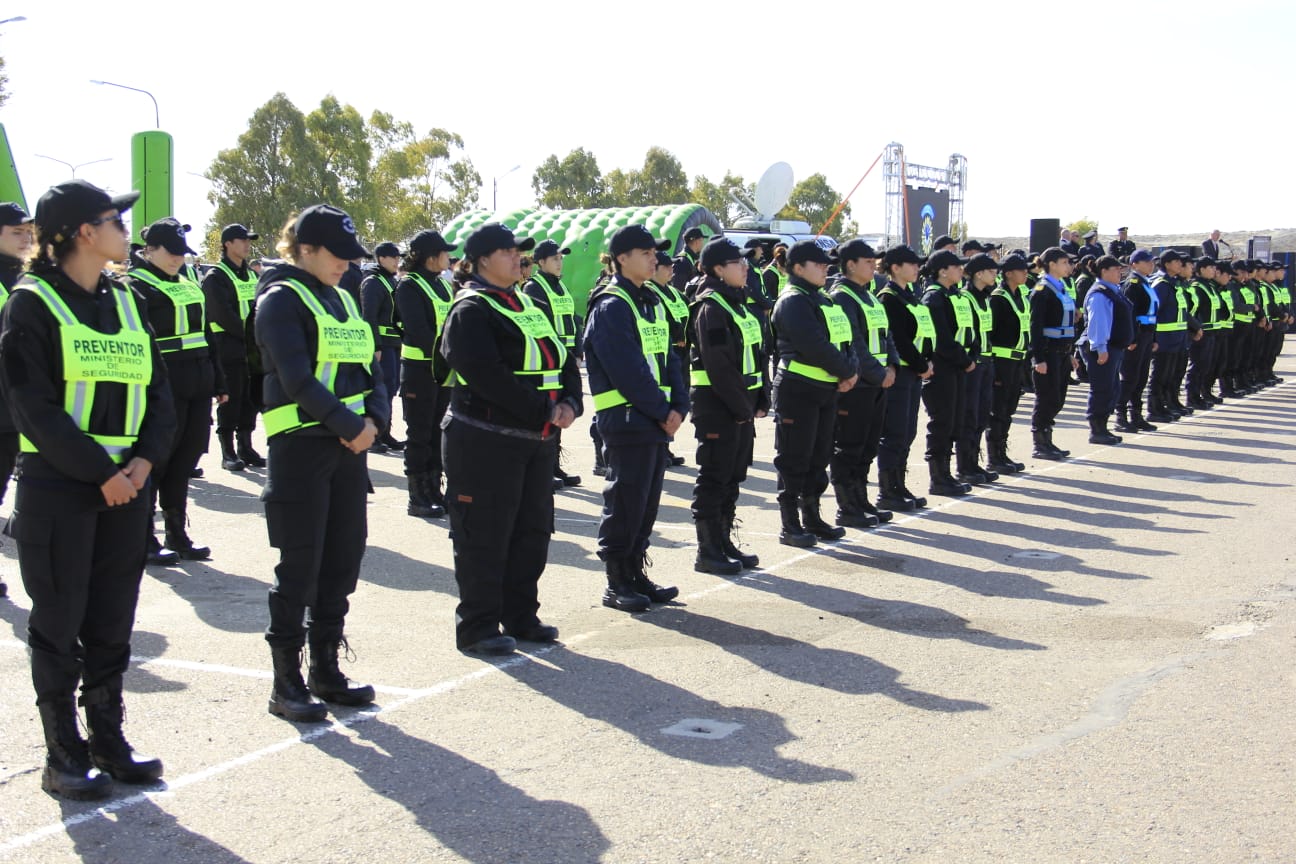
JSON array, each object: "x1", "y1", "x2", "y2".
[{"x1": 4, "y1": 0, "x2": 1293, "y2": 242}]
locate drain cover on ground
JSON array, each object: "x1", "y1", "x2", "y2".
[
  {"x1": 661, "y1": 719, "x2": 743, "y2": 739},
  {"x1": 1010, "y1": 550, "x2": 1062, "y2": 561}
]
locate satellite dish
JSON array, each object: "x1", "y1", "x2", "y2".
[{"x1": 754, "y1": 162, "x2": 795, "y2": 220}]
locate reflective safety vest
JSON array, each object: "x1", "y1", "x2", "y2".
[
  {"x1": 0, "y1": 282, "x2": 8, "y2": 304},
  {"x1": 780, "y1": 286, "x2": 853, "y2": 383},
  {"x1": 1130, "y1": 275, "x2": 1159, "y2": 325},
  {"x1": 1152, "y1": 276, "x2": 1187, "y2": 333},
  {"x1": 400, "y1": 273, "x2": 454, "y2": 361},
  {"x1": 451, "y1": 288, "x2": 567, "y2": 393},
  {"x1": 1039, "y1": 277, "x2": 1077, "y2": 338},
  {"x1": 262, "y1": 279, "x2": 374, "y2": 438},
  {"x1": 1192, "y1": 280, "x2": 1224, "y2": 330},
  {"x1": 763, "y1": 265, "x2": 789, "y2": 294},
  {"x1": 968, "y1": 290, "x2": 993, "y2": 356},
  {"x1": 989, "y1": 285, "x2": 1029, "y2": 360},
  {"x1": 833, "y1": 283, "x2": 890, "y2": 365},
  {"x1": 946, "y1": 289, "x2": 976, "y2": 349},
  {"x1": 17, "y1": 276, "x2": 151, "y2": 464},
  {"x1": 590, "y1": 286, "x2": 670, "y2": 411},
  {"x1": 1062, "y1": 277, "x2": 1077, "y2": 302},
  {"x1": 879, "y1": 284, "x2": 936, "y2": 365},
  {"x1": 647, "y1": 279, "x2": 689, "y2": 338},
  {"x1": 129, "y1": 268, "x2": 208, "y2": 354},
  {"x1": 689, "y1": 292, "x2": 763, "y2": 390},
  {"x1": 368, "y1": 271, "x2": 401, "y2": 340},
  {"x1": 210, "y1": 261, "x2": 257, "y2": 333},
  {"x1": 527, "y1": 272, "x2": 578, "y2": 349},
  {"x1": 1235, "y1": 284, "x2": 1256, "y2": 323}
]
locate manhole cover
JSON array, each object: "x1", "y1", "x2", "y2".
[
  {"x1": 661, "y1": 719, "x2": 743, "y2": 740},
  {"x1": 1010, "y1": 550, "x2": 1062, "y2": 561}
]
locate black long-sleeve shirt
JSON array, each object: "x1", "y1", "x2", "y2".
[
  {"x1": 771, "y1": 276, "x2": 857, "y2": 388},
  {"x1": 829, "y1": 278, "x2": 897, "y2": 388},
  {"x1": 878, "y1": 280, "x2": 931, "y2": 370},
  {"x1": 394, "y1": 267, "x2": 453, "y2": 374},
  {"x1": 127, "y1": 260, "x2": 226, "y2": 400},
  {"x1": 360, "y1": 268, "x2": 401, "y2": 349},
  {"x1": 688, "y1": 276, "x2": 770, "y2": 423},
  {"x1": 201, "y1": 255, "x2": 254, "y2": 362},
  {"x1": 922, "y1": 281, "x2": 975, "y2": 368},
  {"x1": 1030, "y1": 278, "x2": 1076, "y2": 362},
  {"x1": 0, "y1": 266, "x2": 177, "y2": 500}
]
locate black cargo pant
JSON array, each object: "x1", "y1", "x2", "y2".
[
  {"x1": 154, "y1": 391, "x2": 212, "y2": 512},
  {"x1": 877, "y1": 368, "x2": 922, "y2": 471},
  {"x1": 830, "y1": 386, "x2": 885, "y2": 487},
  {"x1": 1120, "y1": 329, "x2": 1155, "y2": 412},
  {"x1": 1031, "y1": 349, "x2": 1071, "y2": 430},
  {"x1": 922, "y1": 360, "x2": 967, "y2": 460},
  {"x1": 262, "y1": 435, "x2": 369, "y2": 648},
  {"x1": 216, "y1": 358, "x2": 258, "y2": 435},
  {"x1": 988, "y1": 357, "x2": 1024, "y2": 444},
  {"x1": 959, "y1": 360, "x2": 992, "y2": 455},
  {"x1": 772, "y1": 373, "x2": 837, "y2": 505},
  {"x1": 692, "y1": 417, "x2": 755, "y2": 522},
  {"x1": 444, "y1": 418, "x2": 555, "y2": 647},
  {"x1": 400, "y1": 360, "x2": 450, "y2": 478}
]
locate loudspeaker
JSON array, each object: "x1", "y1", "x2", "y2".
[{"x1": 1029, "y1": 219, "x2": 1060, "y2": 254}]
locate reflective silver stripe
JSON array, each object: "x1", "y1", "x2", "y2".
[
  {"x1": 318, "y1": 361, "x2": 336, "y2": 388},
  {"x1": 22, "y1": 278, "x2": 77, "y2": 325},
  {"x1": 101, "y1": 442, "x2": 131, "y2": 461},
  {"x1": 69, "y1": 381, "x2": 90, "y2": 427},
  {"x1": 127, "y1": 384, "x2": 145, "y2": 436}
]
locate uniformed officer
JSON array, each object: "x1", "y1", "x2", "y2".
[
  {"x1": 524, "y1": 239, "x2": 584, "y2": 488},
  {"x1": 920, "y1": 249, "x2": 975, "y2": 496},
  {"x1": 394, "y1": 230, "x2": 458, "y2": 519},
  {"x1": 1222, "y1": 259, "x2": 1256, "y2": 396},
  {"x1": 202, "y1": 223, "x2": 264, "y2": 472},
  {"x1": 255, "y1": 205, "x2": 389, "y2": 721},
  {"x1": 1, "y1": 180, "x2": 177, "y2": 798},
  {"x1": 770, "y1": 240, "x2": 857, "y2": 546},
  {"x1": 671, "y1": 226, "x2": 706, "y2": 292},
  {"x1": 957, "y1": 254, "x2": 1000, "y2": 485},
  {"x1": 1185, "y1": 256, "x2": 1223, "y2": 409},
  {"x1": 648, "y1": 250, "x2": 691, "y2": 468},
  {"x1": 986, "y1": 253, "x2": 1031, "y2": 474},
  {"x1": 128, "y1": 218, "x2": 226, "y2": 563},
  {"x1": 1080, "y1": 230, "x2": 1103, "y2": 258},
  {"x1": 1030, "y1": 247, "x2": 1078, "y2": 460},
  {"x1": 0, "y1": 201, "x2": 34, "y2": 600},
  {"x1": 1116, "y1": 249, "x2": 1160, "y2": 432},
  {"x1": 1080, "y1": 255, "x2": 1135, "y2": 445},
  {"x1": 761, "y1": 244, "x2": 790, "y2": 304},
  {"x1": 875, "y1": 245, "x2": 935, "y2": 511},
  {"x1": 1108, "y1": 227, "x2": 1136, "y2": 260},
  {"x1": 828, "y1": 240, "x2": 897, "y2": 528},
  {"x1": 1146, "y1": 249, "x2": 1193, "y2": 422},
  {"x1": 687, "y1": 237, "x2": 769, "y2": 573},
  {"x1": 585, "y1": 224, "x2": 687, "y2": 611},
  {"x1": 439, "y1": 222, "x2": 582, "y2": 655},
  {"x1": 1208, "y1": 260, "x2": 1237, "y2": 400},
  {"x1": 360, "y1": 241, "x2": 405, "y2": 453}
]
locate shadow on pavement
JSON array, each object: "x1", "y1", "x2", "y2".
[
  {"x1": 125, "y1": 630, "x2": 187, "y2": 694},
  {"x1": 57, "y1": 796, "x2": 251, "y2": 864},
  {"x1": 147, "y1": 561, "x2": 270, "y2": 634}
]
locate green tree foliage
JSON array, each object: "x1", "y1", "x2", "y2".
[
  {"x1": 531, "y1": 147, "x2": 607, "y2": 209},
  {"x1": 777, "y1": 173, "x2": 850, "y2": 239},
  {"x1": 367, "y1": 111, "x2": 480, "y2": 242},
  {"x1": 630, "y1": 147, "x2": 690, "y2": 205},
  {"x1": 302, "y1": 96, "x2": 372, "y2": 226},
  {"x1": 690, "y1": 172, "x2": 752, "y2": 226},
  {"x1": 1067, "y1": 217, "x2": 1098, "y2": 237}
]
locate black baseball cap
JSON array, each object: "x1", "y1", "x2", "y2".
[
  {"x1": 295, "y1": 204, "x2": 370, "y2": 260},
  {"x1": 142, "y1": 217, "x2": 196, "y2": 255},
  {"x1": 464, "y1": 222, "x2": 534, "y2": 260},
  {"x1": 836, "y1": 239, "x2": 882, "y2": 265},
  {"x1": 408, "y1": 230, "x2": 457, "y2": 258},
  {"x1": 655, "y1": 250, "x2": 672, "y2": 268},
  {"x1": 931, "y1": 234, "x2": 957, "y2": 251},
  {"x1": 699, "y1": 237, "x2": 744, "y2": 271},
  {"x1": 534, "y1": 239, "x2": 571, "y2": 260},
  {"x1": 683, "y1": 226, "x2": 706, "y2": 242},
  {"x1": 34, "y1": 179, "x2": 140, "y2": 239},
  {"x1": 1195, "y1": 256, "x2": 1217, "y2": 268},
  {"x1": 964, "y1": 253, "x2": 998, "y2": 277},
  {"x1": 373, "y1": 241, "x2": 402, "y2": 258},
  {"x1": 609, "y1": 224, "x2": 670, "y2": 257},
  {"x1": 1157, "y1": 249, "x2": 1189, "y2": 265},
  {"x1": 0, "y1": 202, "x2": 33, "y2": 227},
  {"x1": 881, "y1": 245, "x2": 924, "y2": 268},
  {"x1": 927, "y1": 249, "x2": 968, "y2": 272},
  {"x1": 999, "y1": 253, "x2": 1029, "y2": 272},
  {"x1": 961, "y1": 239, "x2": 985, "y2": 254},
  {"x1": 786, "y1": 239, "x2": 835, "y2": 267},
  {"x1": 1232, "y1": 260, "x2": 1252, "y2": 272},
  {"x1": 1040, "y1": 247, "x2": 1072, "y2": 267},
  {"x1": 221, "y1": 223, "x2": 259, "y2": 243}
]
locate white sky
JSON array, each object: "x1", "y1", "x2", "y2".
[{"x1": 3, "y1": 0, "x2": 1293, "y2": 242}]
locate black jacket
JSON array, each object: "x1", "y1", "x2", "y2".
[
  {"x1": 989, "y1": 283, "x2": 1029, "y2": 358},
  {"x1": 1108, "y1": 239, "x2": 1136, "y2": 259},
  {"x1": 829, "y1": 278, "x2": 897, "y2": 388},
  {"x1": 670, "y1": 250, "x2": 698, "y2": 292},
  {"x1": 360, "y1": 268, "x2": 401, "y2": 349},
  {"x1": 394, "y1": 267, "x2": 453, "y2": 381},
  {"x1": 0, "y1": 254, "x2": 23, "y2": 432},
  {"x1": 688, "y1": 276, "x2": 770, "y2": 423},
  {"x1": 771, "y1": 276, "x2": 857, "y2": 388},
  {"x1": 0, "y1": 265, "x2": 177, "y2": 504},
  {"x1": 879, "y1": 280, "x2": 932, "y2": 370},
  {"x1": 255, "y1": 264, "x2": 389, "y2": 441},
  {"x1": 127, "y1": 260, "x2": 226, "y2": 400},
  {"x1": 922, "y1": 281, "x2": 975, "y2": 368},
  {"x1": 1030, "y1": 278, "x2": 1076, "y2": 362},
  {"x1": 200, "y1": 256, "x2": 254, "y2": 363}
]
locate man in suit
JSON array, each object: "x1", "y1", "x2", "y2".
[{"x1": 1201, "y1": 230, "x2": 1223, "y2": 260}]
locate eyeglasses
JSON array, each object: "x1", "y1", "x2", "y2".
[{"x1": 87, "y1": 215, "x2": 126, "y2": 232}]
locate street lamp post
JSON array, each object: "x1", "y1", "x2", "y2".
[
  {"x1": 90, "y1": 80, "x2": 160, "y2": 128},
  {"x1": 34, "y1": 154, "x2": 113, "y2": 179},
  {"x1": 493, "y1": 164, "x2": 521, "y2": 211}
]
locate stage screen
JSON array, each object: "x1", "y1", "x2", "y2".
[{"x1": 905, "y1": 186, "x2": 950, "y2": 256}]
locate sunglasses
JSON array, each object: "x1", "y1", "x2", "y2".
[{"x1": 87, "y1": 215, "x2": 126, "y2": 231}]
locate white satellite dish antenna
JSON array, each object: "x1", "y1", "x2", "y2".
[{"x1": 754, "y1": 162, "x2": 795, "y2": 220}]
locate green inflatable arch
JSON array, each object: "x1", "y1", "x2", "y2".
[{"x1": 442, "y1": 204, "x2": 723, "y2": 313}]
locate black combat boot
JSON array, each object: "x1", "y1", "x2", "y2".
[
  {"x1": 1088, "y1": 416, "x2": 1122, "y2": 446},
  {"x1": 82, "y1": 686, "x2": 163, "y2": 784},
  {"x1": 986, "y1": 435, "x2": 1018, "y2": 475},
  {"x1": 929, "y1": 457, "x2": 970, "y2": 497},
  {"x1": 217, "y1": 429, "x2": 245, "y2": 472},
  {"x1": 800, "y1": 496, "x2": 846, "y2": 541},
  {"x1": 146, "y1": 531, "x2": 179, "y2": 567},
  {"x1": 778, "y1": 500, "x2": 817, "y2": 547},
  {"x1": 1032, "y1": 429, "x2": 1064, "y2": 461},
  {"x1": 628, "y1": 551, "x2": 679, "y2": 602},
  {"x1": 602, "y1": 558, "x2": 651, "y2": 612},
  {"x1": 1130, "y1": 398, "x2": 1157, "y2": 432},
  {"x1": 163, "y1": 508, "x2": 211, "y2": 560},
  {"x1": 407, "y1": 473, "x2": 445, "y2": 518},
  {"x1": 235, "y1": 430, "x2": 266, "y2": 468},
  {"x1": 896, "y1": 467, "x2": 928, "y2": 508},
  {"x1": 307, "y1": 638, "x2": 376, "y2": 706},
  {"x1": 875, "y1": 468, "x2": 915, "y2": 512},
  {"x1": 1113, "y1": 405, "x2": 1133, "y2": 433},
  {"x1": 268, "y1": 645, "x2": 328, "y2": 722},
  {"x1": 720, "y1": 510, "x2": 759, "y2": 569},
  {"x1": 833, "y1": 479, "x2": 878, "y2": 529},
  {"x1": 38, "y1": 699, "x2": 112, "y2": 800},
  {"x1": 955, "y1": 442, "x2": 990, "y2": 486},
  {"x1": 694, "y1": 519, "x2": 742, "y2": 575},
  {"x1": 855, "y1": 471, "x2": 891, "y2": 523}
]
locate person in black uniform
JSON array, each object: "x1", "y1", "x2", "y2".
[
  {"x1": 875, "y1": 245, "x2": 935, "y2": 511},
  {"x1": 920, "y1": 249, "x2": 975, "y2": 497},
  {"x1": 1080, "y1": 255, "x2": 1134, "y2": 445},
  {"x1": 770, "y1": 240, "x2": 857, "y2": 546},
  {"x1": 128, "y1": 218, "x2": 226, "y2": 563},
  {"x1": 687, "y1": 237, "x2": 769, "y2": 574},
  {"x1": 0, "y1": 201, "x2": 34, "y2": 600},
  {"x1": 1207, "y1": 260, "x2": 1236, "y2": 401},
  {"x1": 394, "y1": 230, "x2": 457, "y2": 519},
  {"x1": 1185, "y1": 256, "x2": 1222, "y2": 409},
  {"x1": 670, "y1": 226, "x2": 705, "y2": 292},
  {"x1": 585, "y1": 224, "x2": 687, "y2": 611},
  {"x1": 828, "y1": 240, "x2": 897, "y2": 528},
  {"x1": 648, "y1": 249, "x2": 691, "y2": 468},
  {"x1": 361, "y1": 241, "x2": 405, "y2": 453},
  {"x1": 202, "y1": 223, "x2": 264, "y2": 472},
  {"x1": 1116, "y1": 249, "x2": 1160, "y2": 432},
  {"x1": 1108, "y1": 227, "x2": 1136, "y2": 260},
  {"x1": 1029, "y1": 247, "x2": 1079, "y2": 460},
  {"x1": 524, "y1": 239, "x2": 584, "y2": 488},
  {"x1": 1079, "y1": 230, "x2": 1103, "y2": 259},
  {"x1": 1147, "y1": 249, "x2": 1194, "y2": 422},
  {"x1": 255, "y1": 205, "x2": 388, "y2": 721},
  {"x1": 1, "y1": 180, "x2": 176, "y2": 798},
  {"x1": 957, "y1": 253, "x2": 1000, "y2": 486},
  {"x1": 439, "y1": 222, "x2": 583, "y2": 655},
  {"x1": 986, "y1": 254, "x2": 1032, "y2": 474}
]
